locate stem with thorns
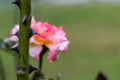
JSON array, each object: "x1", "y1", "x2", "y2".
[{"x1": 12, "y1": 0, "x2": 31, "y2": 80}]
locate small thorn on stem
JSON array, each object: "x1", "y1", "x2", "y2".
[
  {"x1": 22, "y1": 16, "x2": 27, "y2": 25},
  {"x1": 14, "y1": 28, "x2": 37, "y2": 38},
  {"x1": 11, "y1": 0, "x2": 21, "y2": 9},
  {"x1": 15, "y1": 31, "x2": 19, "y2": 36},
  {"x1": 11, "y1": 44, "x2": 19, "y2": 54},
  {"x1": 29, "y1": 28, "x2": 38, "y2": 38},
  {"x1": 28, "y1": 64, "x2": 38, "y2": 74},
  {"x1": 17, "y1": 67, "x2": 26, "y2": 75}
]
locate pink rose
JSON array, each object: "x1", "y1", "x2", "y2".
[{"x1": 9, "y1": 17, "x2": 70, "y2": 63}]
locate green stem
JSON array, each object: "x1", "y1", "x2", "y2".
[
  {"x1": 39, "y1": 45, "x2": 48, "y2": 70},
  {"x1": 32, "y1": 46, "x2": 48, "y2": 80},
  {"x1": 17, "y1": 0, "x2": 31, "y2": 80}
]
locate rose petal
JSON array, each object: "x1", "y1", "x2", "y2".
[
  {"x1": 29, "y1": 45, "x2": 43, "y2": 60},
  {"x1": 9, "y1": 35, "x2": 18, "y2": 42},
  {"x1": 10, "y1": 25, "x2": 19, "y2": 35},
  {"x1": 58, "y1": 40, "x2": 70, "y2": 51},
  {"x1": 48, "y1": 49, "x2": 59, "y2": 63}
]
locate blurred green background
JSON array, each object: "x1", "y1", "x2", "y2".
[{"x1": 0, "y1": 0, "x2": 120, "y2": 80}]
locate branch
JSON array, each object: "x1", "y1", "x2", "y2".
[{"x1": 13, "y1": 0, "x2": 31, "y2": 80}]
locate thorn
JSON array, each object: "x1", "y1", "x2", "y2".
[
  {"x1": 11, "y1": 0, "x2": 21, "y2": 9},
  {"x1": 13, "y1": 28, "x2": 37, "y2": 38},
  {"x1": 29, "y1": 28, "x2": 38, "y2": 38},
  {"x1": 22, "y1": 16, "x2": 27, "y2": 25},
  {"x1": 11, "y1": 44, "x2": 19, "y2": 54},
  {"x1": 96, "y1": 72, "x2": 107, "y2": 80},
  {"x1": 17, "y1": 67, "x2": 26, "y2": 75},
  {"x1": 29, "y1": 64, "x2": 38, "y2": 74},
  {"x1": 17, "y1": 65, "x2": 37, "y2": 74},
  {"x1": 15, "y1": 31, "x2": 19, "y2": 36}
]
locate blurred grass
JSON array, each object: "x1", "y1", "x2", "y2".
[{"x1": 1, "y1": 2, "x2": 120, "y2": 80}]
